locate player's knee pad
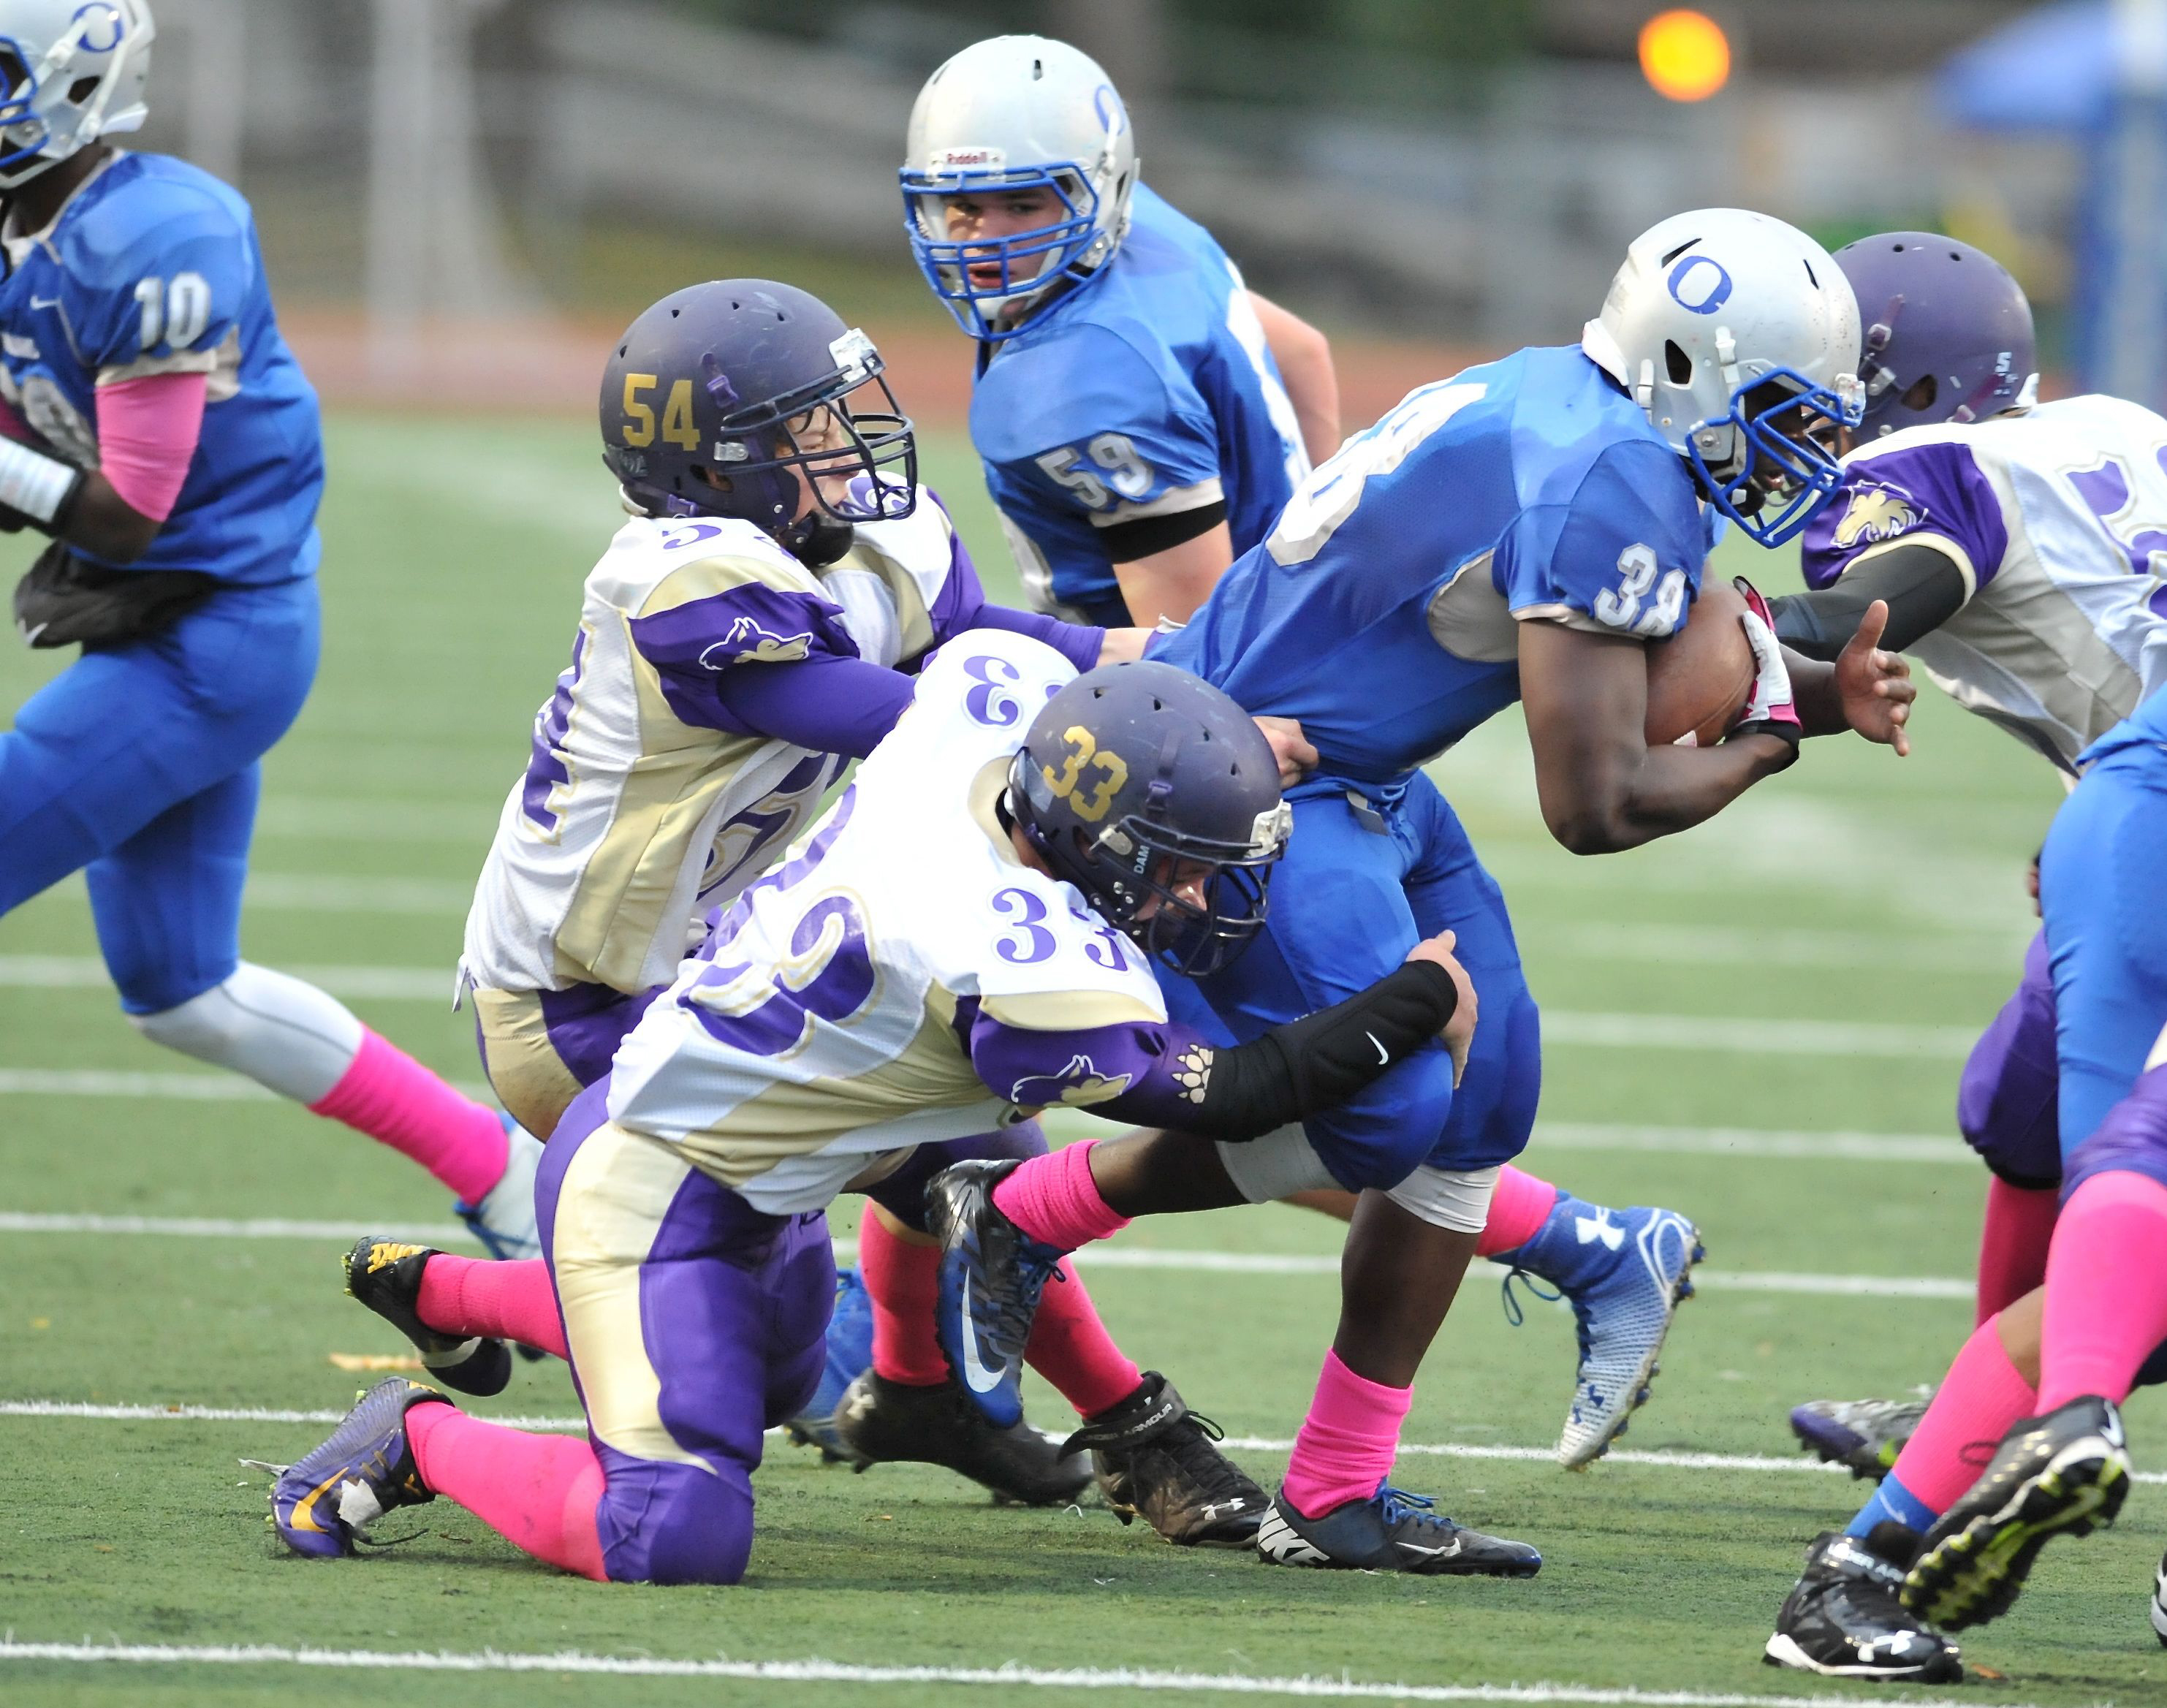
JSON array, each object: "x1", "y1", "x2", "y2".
[
  {"x1": 2062, "y1": 1064, "x2": 2167, "y2": 1201},
  {"x1": 596, "y1": 1454, "x2": 754, "y2": 1586},
  {"x1": 128, "y1": 961, "x2": 363, "y2": 1104},
  {"x1": 1215, "y1": 1122, "x2": 1342, "y2": 1202},
  {"x1": 1384, "y1": 1164, "x2": 1500, "y2": 1233}
]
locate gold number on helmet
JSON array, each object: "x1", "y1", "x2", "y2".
[
  {"x1": 621, "y1": 373, "x2": 659, "y2": 447},
  {"x1": 661, "y1": 379, "x2": 700, "y2": 450},
  {"x1": 1041, "y1": 725, "x2": 1128, "y2": 824}
]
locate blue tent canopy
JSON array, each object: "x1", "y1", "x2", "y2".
[{"x1": 1938, "y1": 0, "x2": 2114, "y2": 132}]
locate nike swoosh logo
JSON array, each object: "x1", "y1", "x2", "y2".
[
  {"x1": 286, "y1": 1471, "x2": 348, "y2": 1533},
  {"x1": 1395, "y1": 1538, "x2": 1462, "y2": 1557},
  {"x1": 1365, "y1": 1031, "x2": 1388, "y2": 1066},
  {"x1": 955, "y1": 1280, "x2": 1009, "y2": 1396},
  {"x1": 28, "y1": 296, "x2": 59, "y2": 310}
]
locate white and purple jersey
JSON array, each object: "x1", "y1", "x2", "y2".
[
  {"x1": 461, "y1": 492, "x2": 1097, "y2": 998},
  {"x1": 1802, "y1": 396, "x2": 2167, "y2": 773}
]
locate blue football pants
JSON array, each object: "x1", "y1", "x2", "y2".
[
  {"x1": 0, "y1": 577, "x2": 319, "y2": 1014},
  {"x1": 1176, "y1": 771, "x2": 1541, "y2": 1191}
]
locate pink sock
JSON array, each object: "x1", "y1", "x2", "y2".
[
  {"x1": 991, "y1": 1141, "x2": 1129, "y2": 1252},
  {"x1": 1475, "y1": 1165, "x2": 1560, "y2": 1258},
  {"x1": 1280, "y1": 1348, "x2": 1413, "y2": 1517},
  {"x1": 1886, "y1": 1312, "x2": 2039, "y2": 1513},
  {"x1": 1026, "y1": 1261, "x2": 1143, "y2": 1418},
  {"x1": 416, "y1": 1255, "x2": 567, "y2": 1359},
  {"x1": 2038, "y1": 1172, "x2": 2167, "y2": 1411},
  {"x1": 859, "y1": 1207, "x2": 948, "y2": 1387},
  {"x1": 309, "y1": 1030, "x2": 510, "y2": 1204},
  {"x1": 407, "y1": 1401, "x2": 606, "y2": 1579},
  {"x1": 1976, "y1": 1175, "x2": 2059, "y2": 1324}
]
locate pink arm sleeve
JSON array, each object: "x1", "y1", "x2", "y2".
[
  {"x1": 93, "y1": 369, "x2": 208, "y2": 523},
  {"x1": 0, "y1": 398, "x2": 32, "y2": 444}
]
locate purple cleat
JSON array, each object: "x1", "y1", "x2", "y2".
[{"x1": 270, "y1": 1377, "x2": 441, "y2": 1558}]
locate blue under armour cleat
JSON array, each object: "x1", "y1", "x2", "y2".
[
  {"x1": 270, "y1": 1378, "x2": 442, "y2": 1558},
  {"x1": 785, "y1": 1265, "x2": 875, "y2": 1465},
  {"x1": 1492, "y1": 1194, "x2": 1703, "y2": 1468},
  {"x1": 924, "y1": 1159, "x2": 1066, "y2": 1428},
  {"x1": 1255, "y1": 1481, "x2": 1542, "y2": 1576},
  {"x1": 454, "y1": 1116, "x2": 544, "y2": 1263}
]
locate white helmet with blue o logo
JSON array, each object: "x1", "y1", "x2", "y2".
[
  {"x1": 1582, "y1": 208, "x2": 1864, "y2": 546},
  {"x1": 0, "y1": 0, "x2": 153, "y2": 189},
  {"x1": 901, "y1": 35, "x2": 1139, "y2": 342}
]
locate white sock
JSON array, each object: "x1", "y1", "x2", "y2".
[{"x1": 131, "y1": 961, "x2": 364, "y2": 1104}]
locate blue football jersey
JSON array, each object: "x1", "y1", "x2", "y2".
[
  {"x1": 0, "y1": 152, "x2": 323, "y2": 585},
  {"x1": 970, "y1": 183, "x2": 1308, "y2": 615},
  {"x1": 1151, "y1": 346, "x2": 1711, "y2": 783}
]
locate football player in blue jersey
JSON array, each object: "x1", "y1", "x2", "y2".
[
  {"x1": 0, "y1": 0, "x2": 544, "y2": 1256},
  {"x1": 933, "y1": 207, "x2": 1916, "y2": 1574},
  {"x1": 900, "y1": 29, "x2": 1764, "y2": 1464},
  {"x1": 901, "y1": 34, "x2": 1335, "y2": 629}
]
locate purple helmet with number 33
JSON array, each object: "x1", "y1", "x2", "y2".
[
  {"x1": 1009, "y1": 660, "x2": 1291, "y2": 976},
  {"x1": 600, "y1": 279, "x2": 916, "y2": 565}
]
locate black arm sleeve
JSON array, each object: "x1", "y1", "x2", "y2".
[
  {"x1": 1177, "y1": 960, "x2": 1459, "y2": 1143},
  {"x1": 1098, "y1": 497, "x2": 1228, "y2": 563},
  {"x1": 1766, "y1": 544, "x2": 1969, "y2": 661}
]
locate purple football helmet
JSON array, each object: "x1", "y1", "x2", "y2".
[
  {"x1": 1834, "y1": 233, "x2": 2036, "y2": 439},
  {"x1": 600, "y1": 280, "x2": 916, "y2": 563},
  {"x1": 1009, "y1": 661, "x2": 1290, "y2": 976}
]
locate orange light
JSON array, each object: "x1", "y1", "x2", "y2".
[{"x1": 1639, "y1": 9, "x2": 1731, "y2": 102}]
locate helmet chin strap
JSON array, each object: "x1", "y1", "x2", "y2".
[{"x1": 784, "y1": 512, "x2": 856, "y2": 568}]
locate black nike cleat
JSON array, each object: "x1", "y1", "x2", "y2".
[
  {"x1": 271, "y1": 1378, "x2": 442, "y2": 1558},
  {"x1": 1255, "y1": 1480, "x2": 1541, "y2": 1576},
  {"x1": 2150, "y1": 1547, "x2": 2167, "y2": 1647},
  {"x1": 343, "y1": 1235, "x2": 511, "y2": 1397},
  {"x1": 1062, "y1": 1371, "x2": 1267, "y2": 1547},
  {"x1": 832, "y1": 1370, "x2": 1092, "y2": 1504},
  {"x1": 1763, "y1": 1525, "x2": 1962, "y2": 1682},
  {"x1": 1904, "y1": 1395, "x2": 2131, "y2": 1631},
  {"x1": 925, "y1": 1159, "x2": 1066, "y2": 1429}
]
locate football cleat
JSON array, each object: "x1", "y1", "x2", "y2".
[
  {"x1": 1256, "y1": 1481, "x2": 1542, "y2": 1576},
  {"x1": 1903, "y1": 1395, "x2": 2131, "y2": 1631},
  {"x1": 271, "y1": 1377, "x2": 441, "y2": 1558},
  {"x1": 1763, "y1": 1525, "x2": 1962, "y2": 1682},
  {"x1": 1497, "y1": 1196, "x2": 1703, "y2": 1467},
  {"x1": 452, "y1": 1117, "x2": 544, "y2": 1262},
  {"x1": 833, "y1": 1369, "x2": 1092, "y2": 1506},
  {"x1": 783, "y1": 1265, "x2": 875, "y2": 1465},
  {"x1": 925, "y1": 1159, "x2": 1066, "y2": 1428},
  {"x1": 1790, "y1": 1394, "x2": 1931, "y2": 1481},
  {"x1": 2150, "y1": 1547, "x2": 2167, "y2": 1647},
  {"x1": 342, "y1": 1235, "x2": 511, "y2": 1397},
  {"x1": 1061, "y1": 1371, "x2": 1266, "y2": 1547}
]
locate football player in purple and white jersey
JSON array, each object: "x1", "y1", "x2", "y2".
[{"x1": 1764, "y1": 235, "x2": 2167, "y2": 1679}]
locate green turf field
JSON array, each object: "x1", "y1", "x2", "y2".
[{"x1": 0, "y1": 414, "x2": 2158, "y2": 1707}]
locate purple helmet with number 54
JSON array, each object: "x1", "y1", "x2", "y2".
[
  {"x1": 600, "y1": 280, "x2": 916, "y2": 565},
  {"x1": 1834, "y1": 233, "x2": 2037, "y2": 438},
  {"x1": 1009, "y1": 660, "x2": 1291, "y2": 976}
]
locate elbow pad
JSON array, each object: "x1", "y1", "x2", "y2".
[{"x1": 1188, "y1": 960, "x2": 1460, "y2": 1142}]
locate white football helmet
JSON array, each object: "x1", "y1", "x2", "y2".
[
  {"x1": 0, "y1": 0, "x2": 151, "y2": 190},
  {"x1": 901, "y1": 35, "x2": 1136, "y2": 341},
  {"x1": 1583, "y1": 208, "x2": 1863, "y2": 546}
]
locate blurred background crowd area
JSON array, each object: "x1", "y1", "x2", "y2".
[{"x1": 134, "y1": 0, "x2": 2158, "y2": 425}]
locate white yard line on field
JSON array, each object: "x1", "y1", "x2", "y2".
[
  {"x1": 18, "y1": 1399, "x2": 2159, "y2": 1489},
  {"x1": 0, "y1": 1068, "x2": 493, "y2": 1102},
  {"x1": 0, "y1": 1211, "x2": 1973, "y2": 1301},
  {"x1": 0, "y1": 956, "x2": 452, "y2": 1003},
  {"x1": 0, "y1": 1640, "x2": 2062, "y2": 1706}
]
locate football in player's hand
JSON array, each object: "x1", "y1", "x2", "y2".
[{"x1": 1644, "y1": 577, "x2": 1756, "y2": 747}]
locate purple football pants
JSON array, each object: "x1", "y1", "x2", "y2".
[
  {"x1": 538, "y1": 1078, "x2": 834, "y2": 1585},
  {"x1": 1957, "y1": 930, "x2": 2062, "y2": 1189}
]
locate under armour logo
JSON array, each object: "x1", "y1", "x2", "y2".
[{"x1": 1575, "y1": 1210, "x2": 1624, "y2": 1250}]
